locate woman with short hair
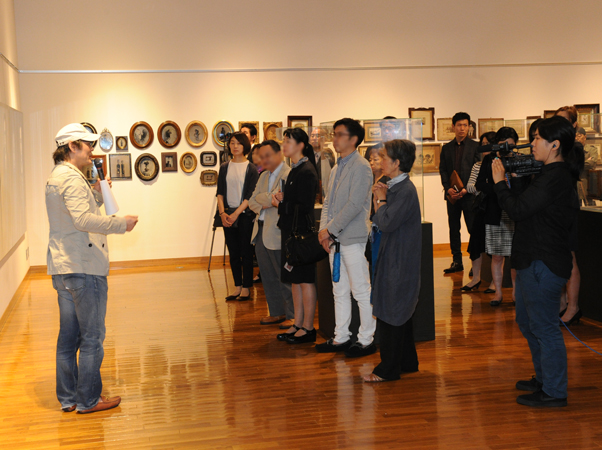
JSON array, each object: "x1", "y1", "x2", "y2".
[{"x1": 364, "y1": 139, "x2": 422, "y2": 382}]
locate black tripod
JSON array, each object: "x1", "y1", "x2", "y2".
[{"x1": 207, "y1": 134, "x2": 232, "y2": 272}]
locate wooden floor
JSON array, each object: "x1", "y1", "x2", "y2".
[{"x1": 1, "y1": 256, "x2": 602, "y2": 450}]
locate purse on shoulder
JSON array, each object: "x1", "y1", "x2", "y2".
[
  {"x1": 284, "y1": 205, "x2": 328, "y2": 267},
  {"x1": 446, "y1": 170, "x2": 464, "y2": 205}
]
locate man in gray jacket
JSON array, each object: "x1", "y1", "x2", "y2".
[
  {"x1": 316, "y1": 118, "x2": 376, "y2": 357},
  {"x1": 46, "y1": 123, "x2": 138, "y2": 414},
  {"x1": 249, "y1": 140, "x2": 293, "y2": 327}
]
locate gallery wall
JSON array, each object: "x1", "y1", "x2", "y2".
[
  {"x1": 0, "y1": 0, "x2": 28, "y2": 320},
  {"x1": 13, "y1": 0, "x2": 602, "y2": 267}
]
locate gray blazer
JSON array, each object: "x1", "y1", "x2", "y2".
[
  {"x1": 249, "y1": 163, "x2": 290, "y2": 250},
  {"x1": 319, "y1": 150, "x2": 372, "y2": 246}
]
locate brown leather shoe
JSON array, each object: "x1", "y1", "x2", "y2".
[
  {"x1": 77, "y1": 395, "x2": 121, "y2": 414},
  {"x1": 62, "y1": 405, "x2": 76, "y2": 412},
  {"x1": 260, "y1": 315, "x2": 286, "y2": 325},
  {"x1": 279, "y1": 319, "x2": 294, "y2": 329}
]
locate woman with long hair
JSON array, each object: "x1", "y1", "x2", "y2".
[
  {"x1": 274, "y1": 128, "x2": 320, "y2": 344},
  {"x1": 216, "y1": 132, "x2": 259, "y2": 301}
]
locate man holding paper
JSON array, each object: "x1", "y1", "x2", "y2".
[{"x1": 46, "y1": 123, "x2": 138, "y2": 414}]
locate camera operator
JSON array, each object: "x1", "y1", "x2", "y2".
[{"x1": 491, "y1": 116, "x2": 582, "y2": 408}]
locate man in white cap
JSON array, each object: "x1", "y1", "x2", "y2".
[{"x1": 46, "y1": 123, "x2": 138, "y2": 414}]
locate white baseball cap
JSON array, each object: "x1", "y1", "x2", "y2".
[{"x1": 55, "y1": 123, "x2": 99, "y2": 147}]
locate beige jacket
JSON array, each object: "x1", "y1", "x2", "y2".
[
  {"x1": 249, "y1": 163, "x2": 290, "y2": 250},
  {"x1": 45, "y1": 162, "x2": 127, "y2": 276}
]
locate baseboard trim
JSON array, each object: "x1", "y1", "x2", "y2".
[{"x1": 0, "y1": 271, "x2": 30, "y2": 334}]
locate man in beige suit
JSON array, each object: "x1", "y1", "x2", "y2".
[{"x1": 249, "y1": 140, "x2": 294, "y2": 327}]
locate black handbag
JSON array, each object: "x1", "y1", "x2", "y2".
[
  {"x1": 284, "y1": 206, "x2": 328, "y2": 266},
  {"x1": 471, "y1": 191, "x2": 487, "y2": 213}
]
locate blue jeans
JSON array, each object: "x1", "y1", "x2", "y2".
[
  {"x1": 515, "y1": 260, "x2": 568, "y2": 398},
  {"x1": 52, "y1": 274, "x2": 108, "y2": 411}
]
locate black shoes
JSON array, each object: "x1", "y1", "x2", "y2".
[
  {"x1": 484, "y1": 288, "x2": 496, "y2": 294},
  {"x1": 516, "y1": 376, "x2": 543, "y2": 392},
  {"x1": 277, "y1": 325, "x2": 300, "y2": 341},
  {"x1": 344, "y1": 341, "x2": 377, "y2": 358},
  {"x1": 225, "y1": 294, "x2": 239, "y2": 301},
  {"x1": 461, "y1": 280, "x2": 482, "y2": 292},
  {"x1": 490, "y1": 298, "x2": 503, "y2": 307},
  {"x1": 444, "y1": 262, "x2": 464, "y2": 274},
  {"x1": 561, "y1": 309, "x2": 582, "y2": 327},
  {"x1": 286, "y1": 327, "x2": 316, "y2": 344},
  {"x1": 517, "y1": 390, "x2": 567, "y2": 408},
  {"x1": 315, "y1": 339, "x2": 352, "y2": 353}
]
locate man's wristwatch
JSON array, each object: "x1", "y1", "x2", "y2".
[{"x1": 377, "y1": 199, "x2": 387, "y2": 204}]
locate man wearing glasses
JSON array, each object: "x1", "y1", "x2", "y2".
[
  {"x1": 46, "y1": 124, "x2": 138, "y2": 414},
  {"x1": 316, "y1": 118, "x2": 376, "y2": 358}
]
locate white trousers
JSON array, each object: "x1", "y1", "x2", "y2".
[{"x1": 329, "y1": 242, "x2": 376, "y2": 346}]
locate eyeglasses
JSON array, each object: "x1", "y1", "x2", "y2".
[
  {"x1": 82, "y1": 140, "x2": 95, "y2": 147},
  {"x1": 333, "y1": 132, "x2": 350, "y2": 138}
]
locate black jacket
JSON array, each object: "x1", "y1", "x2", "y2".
[
  {"x1": 439, "y1": 138, "x2": 479, "y2": 200},
  {"x1": 494, "y1": 162, "x2": 579, "y2": 280},
  {"x1": 216, "y1": 161, "x2": 259, "y2": 214},
  {"x1": 277, "y1": 160, "x2": 318, "y2": 232}
]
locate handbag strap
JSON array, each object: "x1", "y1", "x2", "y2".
[{"x1": 292, "y1": 204, "x2": 315, "y2": 234}]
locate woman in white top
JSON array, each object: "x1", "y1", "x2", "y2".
[{"x1": 216, "y1": 132, "x2": 259, "y2": 300}]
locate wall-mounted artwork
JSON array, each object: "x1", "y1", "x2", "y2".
[
  {"x1": 81, "y1": 122, "x2": 98, "y2": 148},
  {"x1": 436, "y1": 118, "x2": 455, "y2": 141},
  {"x1": 116, "y1": 136, "x2": 128, "y2": 152},
  {"x1": 408, "y1": 108, "x2": 435, "y2": 140},
  {"x1": 109, "y1": 153, "x2": 132, "y2": 180},
  {"x1": 158, "y1": 121, "x2": 181, "y2": 148},
  {"x1": 135, "y1": 153, "x2": 159, "y2": 181},
  {"x1": 201, "y1": 170, "x2": 218, "y2": 186},
  {"x1": 212, "y1": 121, "x2": 235, "y2": 146},
  {"x1": 201, "y1": 151, "x2": 217, "y2": 167},
  {"x1": 185, "y1": 121, "x2": 208, "y2": 147},
  {"x1": 130, "y1": 121, "x2": 154, "y2": 149},
  {"x1": 162, "y1": 152, "x2": 178, "y2": 172},
  {"x1": 180, "y1": 152, "x2": 198, "y2": 173},
  {"x1": 263, "y1": 121, "x2": 283, "y2": 142}
]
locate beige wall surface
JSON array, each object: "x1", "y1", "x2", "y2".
[
  {"x1": 0, "y1": 0, "x2": 28, "y2": 321},
  {"x1": 12, "y1": 0, "x2": 602, "y2": 266}
]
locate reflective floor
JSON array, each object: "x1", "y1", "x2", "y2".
[{"x1": 1, "y1": 256, "x2": 601, "y2": 449}]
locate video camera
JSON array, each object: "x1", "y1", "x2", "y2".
[{"x1": 478, "y1": 141, "x2": 543, "y2": 176}]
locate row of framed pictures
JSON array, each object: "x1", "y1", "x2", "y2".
[
  {"x1": 81, "y1": 116, "x2": 313, "y2": 153},
  {"x1": 402, "y1": 104, "x2": 601, "y2": 142},
  {"x1": 359, "y1": 143, "x2": 442, "y2": 174},
  {"x1": 84, "y1": 151, "x2": 219, "y2": 184}
]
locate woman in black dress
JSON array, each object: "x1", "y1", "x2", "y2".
[{"x1": 274, "y1": 128, "x2": 319, "y2": 344}]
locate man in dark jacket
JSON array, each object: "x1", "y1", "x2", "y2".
[{"x1": 439, "y1": 112, "x2": 479, "y2": 273}]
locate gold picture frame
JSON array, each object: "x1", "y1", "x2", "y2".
[
  {"x1": 263, "y1": 122, "x2": 283, "y2": 142},
  {"x1": 185, "y1": 121, "x2": 208, "y2": 147},
  {"x1": 158, "y1": 121, "x2": 181, "y2": 148},
  {"x1": 436, "y1": 118, "x2": 455, "y2": 142},
  {"x1": 212, "y1": 121, "x2": 235, "y2": 146},
  {"x1": 130, "y1": 121, "x2": 154, "y2": 149},
  {"x1": 408, "y1": 108, "x2": 435, "y2": 140},
  {"x1": 419, "y1": 143, "x2": 441, "y2": 174},
  {"x1": 134, "y1": 153, "x2": 159, "y2": 181},
  {"x1": 363, "y1": 120, "x2": 382, "y2": 143},
  {"x1": 180, "y1": 152, "x2": 198, "y2": 173},
  {"x1": 504, "y1": 119, "x2": 526, "y2": 140},
  {"x1": 200, "y1": 169, "x2": 218, "y2": 186},
  {"x1": 478, "y1": 118, "x2": 505, "y2": 136}
]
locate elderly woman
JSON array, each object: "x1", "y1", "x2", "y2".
[{"x1": 363, "y1": 139, "x2": 422, "y2": 383}]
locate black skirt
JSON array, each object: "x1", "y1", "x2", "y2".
[{"x1": 280, "y1": 224, "x2": 316, "y2": 284}]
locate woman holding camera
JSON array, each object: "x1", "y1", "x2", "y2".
[{"x1": 492, "y1": 116, "x2": 582, "y2": 407}]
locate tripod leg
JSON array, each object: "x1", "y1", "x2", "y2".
[{"x1": 208, "y1": 226, "x2": 216, "y2": 272}]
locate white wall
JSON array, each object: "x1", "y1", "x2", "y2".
[
  {"x1": 0, "y1": 0, "x2": 28, "y2": 320},
  {"x1": 14, "y1": 0, "x2": 602, "y2": 266}
]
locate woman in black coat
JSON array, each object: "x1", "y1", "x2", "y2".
[
  {"x1": 364, "y1": 140, "x2": 422, "y2": 383},
  {"x1": 274, "y1": 128, "x2": 319, "y2": 345}
]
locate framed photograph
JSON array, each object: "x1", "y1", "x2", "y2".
[
  {"x1": 81, "y1": 122, "x2": 98, "y2": 148},
  {"x1": 130, "y1": 121, "x2": 154, "y2": 149},
  {"x1": 526, "y1": 116, "x2": 541, "y2": 137},
  {"x1": 575, "y1": 104, "x2": 601, "y2": 134},
  {"x1": 287, "y1": 115, "x2": 313, "y2": 129},
  {"x1": 180, "y1": 152, "x2": 198, "y2": 173},
  {"x1": 478, "y1": 118, "x2": 504, "y2": 136},
  {"x1": 363, "y1": 120, "x2": 382, "y2": 143},
  {"x1": 134, "y1": 153, "x2": 159, "y2": 181},
  {"x1": 98, "y1": 128, "x2": 113, "y2": 151},
  {"x1": 436, "y1": 118, "x2": 455, "y2": 141},
  {"x1": 263, "y1": 122, "x2": 283, "y2": 142},
  {"x1": 158, "y1": 121, "x2": 181, "y2": 148},
  {"x1": 417, "y1": 143, "x2": 441, "y2": 174},
  {"x1": 212, "y1": 120, "x2": 235, "y2": 146},
  {"x1": 238, "y1": 121, "x2": 260, "y2": 144},
  {"x1": 543, "y1": 110, "x2": 556, "y2": 119},
  {"x1": 161, "y1": 152, "x2": 178, "y2": 172},
  {"x1": 116, "y1": 136, "x2": 128, "y2": 152},
  {"x1": 185, "y1": 121, "x2": 208, "y2": 147},
  {"x1": 200, "y1": 170, "x2": 218, "y2": 186},
  {"x1": 200, "y1": 151, "x2": 217, "y2": 167},
  {"x1": 358, "y1": 145, "x2": 372, "y2": 157},
  {"x1": 109, "y1": 153, "x2": 132, "y2": 180},
  {"x1": 469, "y1": 120, "x2": 477, "y2": 139},
  {"x1": 505, "y1": 119, "x2": 526, "y2": 140},
  {"x1": 408, "y1": 108, "x2": 435, "y2": 140},
  {"x1": 83, "y1": 155, "x2": 106, "y2": 184}
]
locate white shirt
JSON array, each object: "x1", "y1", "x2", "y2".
[
  {"x1": 259, "y1": 162, "x2": 284, "y2": 221},
  {"x1": 226, "y1": 160, "x2": 249, "y2": 208}
]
